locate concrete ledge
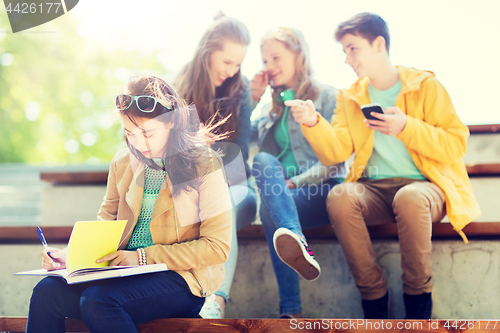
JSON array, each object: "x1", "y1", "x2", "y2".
[
  {"x1": 3, "y1": 239, "x2": 500, "y2": 319},
  {"x1": 227, "y1": 239, "x2": 500, "y2": 319}
]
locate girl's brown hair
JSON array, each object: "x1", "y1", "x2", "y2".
[
  {"x1": 261, "y1": 27, "x2": 320, "y2": 118},
  {"x1": 175, "y1": 13, "x2": 250, "y2": 141},
  {"x1": 118, "y1": 75, "x2": 226, "y2": 196}
]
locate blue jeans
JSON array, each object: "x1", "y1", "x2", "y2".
[
  {"x1": 215, "y1": 183, "x2": 258, "y2": 303},
  {"x1": 26, "y1": 271, "x2": 204, "y2": 333},
  {"x1": 252, "y1": 152, "x2": 340, "y2": 315}
]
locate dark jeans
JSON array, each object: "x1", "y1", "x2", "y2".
[{"x1": 26, "y1": 270, "x2": 204, "y2": 333}]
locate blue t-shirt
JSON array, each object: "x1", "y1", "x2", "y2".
[{"x1": 365, "y1": 81, "x2": 426, "y2": 180}]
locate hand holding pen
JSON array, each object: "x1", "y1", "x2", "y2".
[{"x1": 37, "y1": 227, "x2": 66, "y2": 271}]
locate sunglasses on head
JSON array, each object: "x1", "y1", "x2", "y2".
[{"x1": 115, "y1": 94, "x2": 173, "y2": 113}]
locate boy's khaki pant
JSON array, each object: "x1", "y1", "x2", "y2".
[{"x1": 326, "y1": 178, "x2": 446, "y2": 300}]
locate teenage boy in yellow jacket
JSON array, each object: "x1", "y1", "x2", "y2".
[{"x1": 286, "y1": 12, "x2": 480, "y2": 319}]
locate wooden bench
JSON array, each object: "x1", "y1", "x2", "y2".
[
  {"x1": 37, "y1": 122, "x2": 500, "y2": 186},
  {"x1": 0, "y1": 316, "x2": 494, "y2": 333},
  {"x1": 39, "y1": 163, "x2": 500, "y2": 185},
  {"x1": 2, "y1": 220, "x2": 500, "y2": 245}
]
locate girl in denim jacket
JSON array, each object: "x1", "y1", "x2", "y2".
[{"x1": 251, "y1": 27, "x2": 346, "y2": 318}]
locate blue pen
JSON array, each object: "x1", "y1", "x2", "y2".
[{"x1": 37, "y1": 226, "x2": 55, "y2": 265}]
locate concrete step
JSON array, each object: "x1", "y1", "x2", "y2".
[
  {"x1": 0, "y1": 186, "x2": 41, "y2": 202},
  {"x1": 0, "y1": 165, "x2": 43, "y2": 186},
  {"x1": 0, "y1": 202, "x2": 40, "y2": 216},
  {"x1": 0, "y1": 174, "x2": 41, "y2": 186},
  {"x1": 0, "y1": 216, "x2": 40, "y2": 226},
  {"x1": 469, "y1": 177, "x2": 500, "y2": 222},
  {"x1": 465, "y1": 133, "x2": 500, "y2": 165}
]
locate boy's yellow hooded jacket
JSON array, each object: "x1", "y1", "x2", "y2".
[{"x1": 302, "y1": 66, "x2": 481, "y2": 240}]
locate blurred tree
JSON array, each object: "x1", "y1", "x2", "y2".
[{"x1": 0, "y1": 8, "x2": 165, "y2": 164}]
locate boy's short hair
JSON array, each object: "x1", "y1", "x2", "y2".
[{"x1": 334, "y1": 12, "x2": 390, "y2": 53}]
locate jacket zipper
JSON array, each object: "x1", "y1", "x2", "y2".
[
  {"x1": 191, "y1": 269, "x2": 207, "y2": 297},
  {"x1": 173, "y1": 207, "x2": 206, "y2": 297},
  {"x1": 119, "y1": 191, "x2": 137, "y2": 249}
]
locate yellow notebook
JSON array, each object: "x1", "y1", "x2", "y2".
[
  {"x1": 16, "y1": 221, "x2": 169, "y2": 284},
  {"x1": 66, "y1": 220, "x2": 127, "y2": 272}
]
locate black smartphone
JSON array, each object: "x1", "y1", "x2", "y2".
[{"x1": 361, "y1": 103, "x2": 384, "y2": 120}]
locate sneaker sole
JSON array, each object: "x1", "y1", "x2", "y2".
[{"x1": 274, "y1": 231, "x2": 320, "y2": 281}]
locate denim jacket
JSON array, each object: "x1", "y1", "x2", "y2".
[
  {"x1": 255, "y1": 84, "x2": 346, "y2": 187},
  {"x1": 209, "y1": 77, "x2": 254, "y2": 189},
  {"x1": 232, "y1": 78, "x2": 253, "y2": 178}
]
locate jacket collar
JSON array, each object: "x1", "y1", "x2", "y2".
[
  {"x1": 125, "y1": 156, "x2": 145, "y2": 222},
  {"x1": 343, "y1": 65, "x2": 436, "y2": 105},
  {"x1": 152, "y1": 176, "x2": 174, "y2": 221},
  {"x1": 125, "y1": 159, "x2": 175, "y2": 223}
]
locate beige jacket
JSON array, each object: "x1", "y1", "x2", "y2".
[{"x1": 97, "y1": 148, "x2": 232, "y2": 297}]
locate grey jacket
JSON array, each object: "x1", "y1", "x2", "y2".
[{"x1": 255, "y1": 84, "x2": 347, "y2": 187}]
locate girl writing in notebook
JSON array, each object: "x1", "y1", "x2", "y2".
[{"x1": 26, "y1": 75, "x2": 232, "y2": 332}]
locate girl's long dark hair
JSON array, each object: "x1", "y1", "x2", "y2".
[{"x1": 118, "y1": 75, "x2": 227, "y2": 196}]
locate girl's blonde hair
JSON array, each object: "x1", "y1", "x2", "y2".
[
  {"x1": 261, "y1": 27, "x2": 320, "y2": 118},
  {"x1": 175, "y1": 13, "x2": 250, "y2": 141}
]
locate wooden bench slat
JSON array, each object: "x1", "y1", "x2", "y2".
[
  {"x1": 2, "y1": 223, "x2": 500, "y2": 244},
  {"x1": 40, "y1": 171, "x2": 109, "y2": 185},
  {"x1": 468, "y1": 124, "x2": 500, "y2": 134},
  {"x1": 0, "y1": 317, "x2": 496, "y2": 333},
  {"x1": 466, "y1": 163, "x2": 500, "y2": 177},
  {"x1": 0, "y1": 226, "x2": 73, "y2": 243},
  {"x1": 39, "y1": 162, "x2": 500, "y2": 185},
  {"x1": 237, "y1": 223, "x2": 500, "y2": 240}
]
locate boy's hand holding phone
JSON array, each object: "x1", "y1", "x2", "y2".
[{"x1": 361, "y1": 104, "x2": 407, "y2": 136}]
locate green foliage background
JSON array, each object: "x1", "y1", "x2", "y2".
[{"x1": 0, "y1": 9, "x2": 166, "y2": 164}]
